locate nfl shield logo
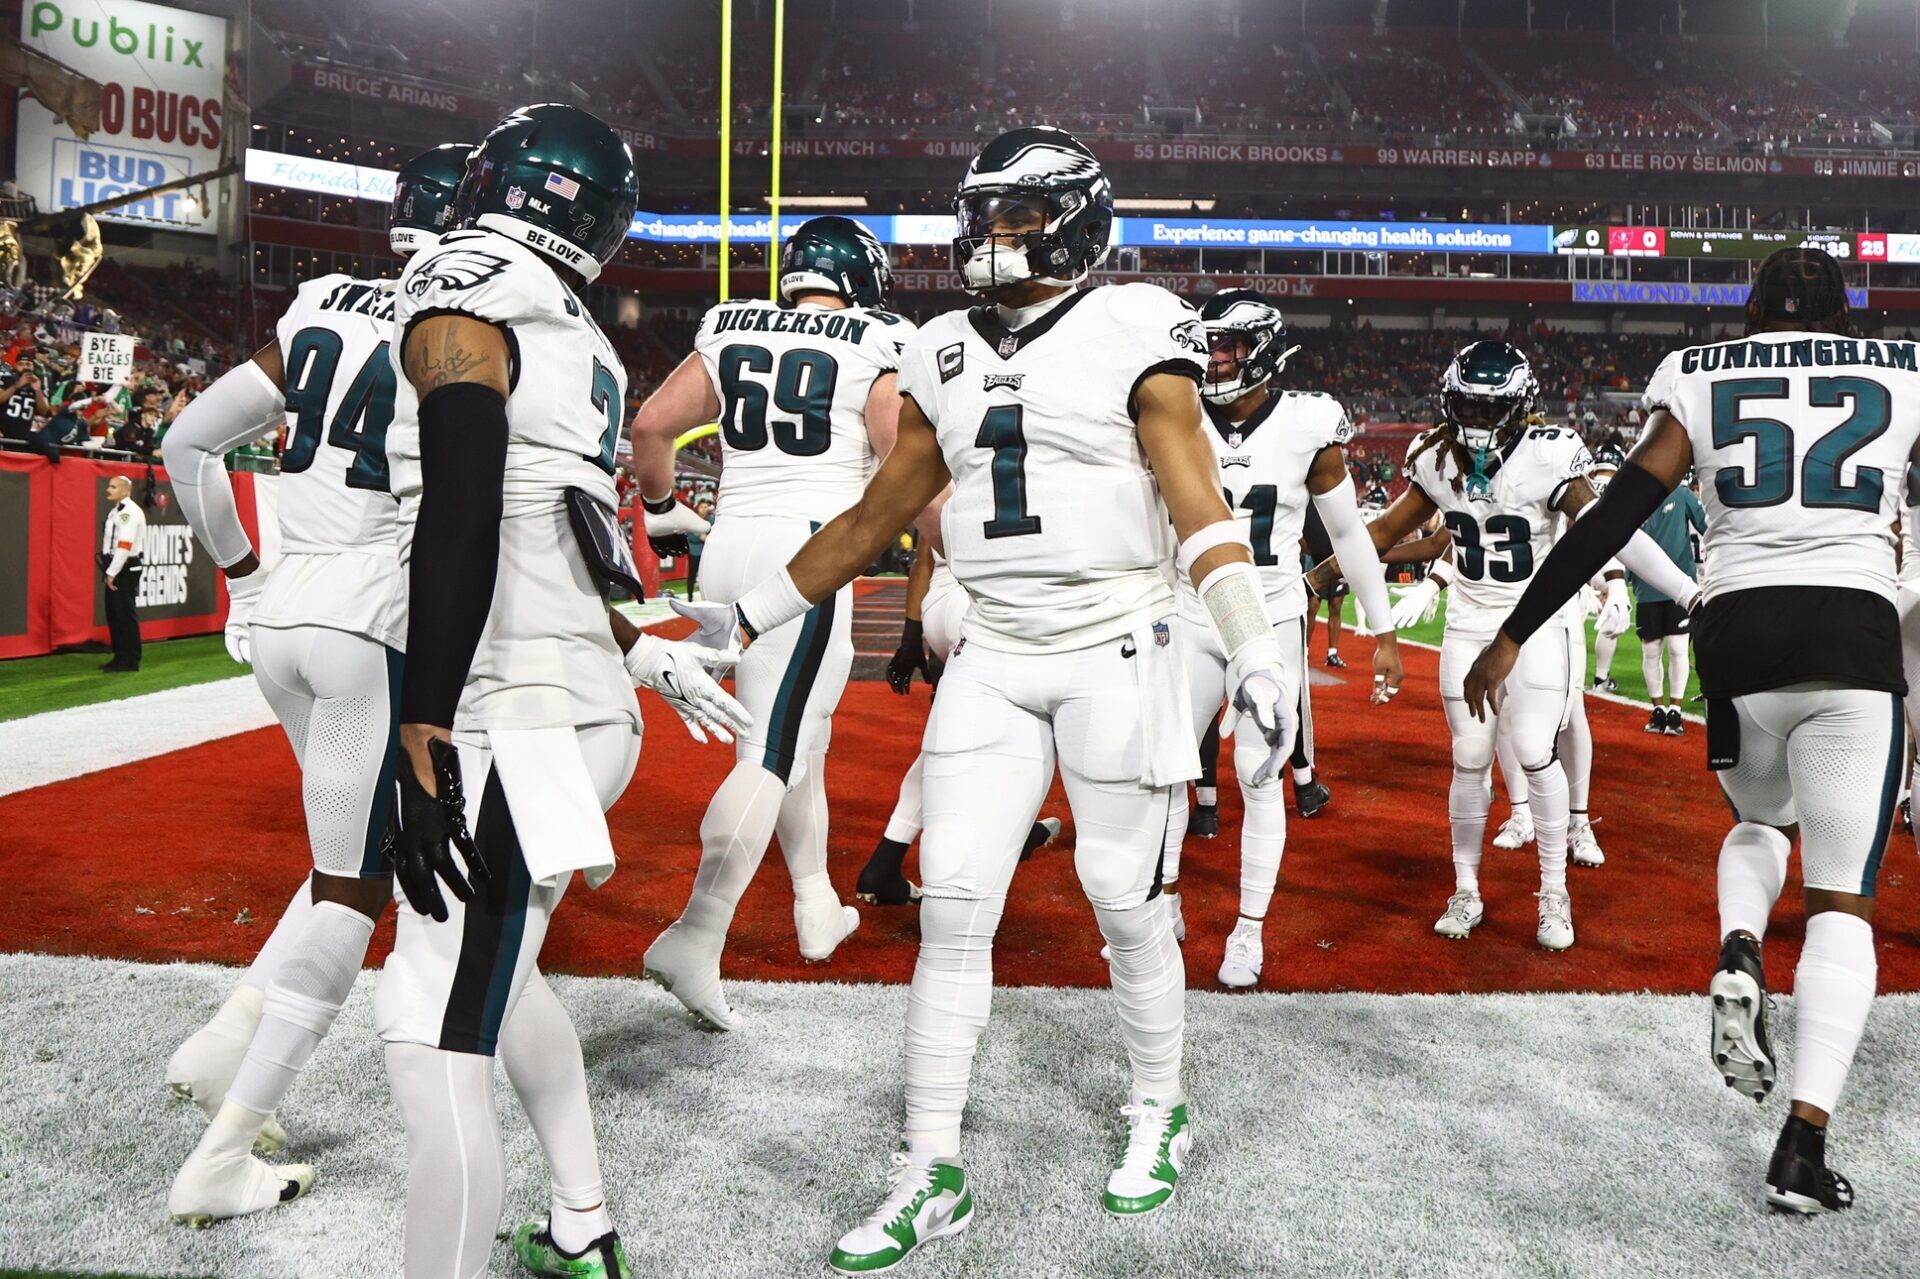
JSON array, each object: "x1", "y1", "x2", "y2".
[
  {"x1": 505, "y1": 185, "x2": 527, "y2": 211},
  {"x1": 1227, "y1": 431, "x2": 1243, "y2": 448},
  {"x1": 1153, "y1": 622, "x2": 1170, "y2": 647},
  {"x1": 997, "y1": 335, "x2": 1018, "y2": 358}
]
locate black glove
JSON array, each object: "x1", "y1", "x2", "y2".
[
  {"x1": 389, "y1": 736, "x2": 491, "y2": 922},
  {"x1": 887, "y1": 619, "x2": 929, "y2": 695},
  {"x1": 642, "y1": 493, "x2": 691, "y2": 558}
]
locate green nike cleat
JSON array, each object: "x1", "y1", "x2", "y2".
[
  {"x1": 830, "y1": 1151, "x2": 973, "y2": 1274},
  {"x1": 512, "y1": 1219, "x2": 632, "y2": 1278},
  {"x1": 1104, "y1": 1094, "x2": 1193, "y2": 1215}
]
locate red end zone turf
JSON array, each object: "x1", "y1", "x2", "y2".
[{"x1": 5, "y1": 629, "x2": 1917, "y2": 994}]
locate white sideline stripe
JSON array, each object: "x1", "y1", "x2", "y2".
[
  {"x1": 5, "y1": 954, "x2": 1919, "y2": 1279},
  {"x1": 1, "y1": 675, "x2": 277, "y2": 797}
]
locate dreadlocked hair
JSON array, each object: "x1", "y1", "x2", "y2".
[
  {"x1": 1406, "y1": 420, "x2": 1470, "y2": 493},
  {"x1": 1745, "y1": 247, "x2": 1855, "y2": 337}
]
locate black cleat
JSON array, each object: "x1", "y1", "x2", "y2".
[
  {"x1": 1902, "y1": 795, "x2": 1913, "y2": 836},
  {"x1": 1766, "y1": 1116, "x2": 1854, "y2": 1215},
  {"x1": 1644, "y1": 707, "x2": 1666, "y2": 734},
  {"x1": 1187, "y1": 803, "x2": 1219, "y2": 839},
  {"x1": 1019, "y1": 817, "x2": 1063, "y2": 861},
  {"x1": 1663, "y1": 707, "x2": 1686, "y2": 736},
  {"x1": 1295, "y1": 780, "x2": 1332, "y2": 819},
  {"x1": 1324, "y1": 651, "x2": 1348, "y2": 670},
  {"x1": 1710, "y1": 932, "x2": 1776, "y2": 1103},
  {"x1": 855, "y1": 838, "x2": 920, "y2": 906}
]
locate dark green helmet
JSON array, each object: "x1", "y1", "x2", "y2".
[
  {"x1": 953, "y1": 125, "x2": 1112, "y2": 294},
  {"x1": 1442, "y1": 339, "x2": 1538, "y2": 452},
  {"x1": 458, "y1": 103, "x2": 638, "y2": 283},
  {"x1": 779, "y1": 215, "x2": 892, "y2": 309},
  {"x1": 390, "y1": 143, "x2": 473, "y2": 257}
]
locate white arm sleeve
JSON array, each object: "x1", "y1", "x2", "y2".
[
  {"x1": 161, "y1": 361, "x2": 285, "y2": 568},
  {"x1": 1311, "y1": 481, "x2": 1394, "y2": 635},
  {"x1": 1613, "y1": 526, "x2": 1701, "y2": 604}
]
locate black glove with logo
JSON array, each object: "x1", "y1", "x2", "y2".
[
  {"x1": 389, "y1": 736, "x2": 491, "y2": 922},
  {"x1": 887, "y1": 619, "x2": 929, "y2": 694}
]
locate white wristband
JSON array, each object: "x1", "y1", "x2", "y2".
[
  {"x1": 1428, "y1": 558, "x2": 1453, "y2": 589},
  {"x1": 737, "y1": 567, "x2": 813, "y2": 637},
  {"x1": 1176, "y1": 519, "x2": 1251, "y2": 579},
  {"x1": 1197, "y1": 559, "x2": 1274, "y2": 659}
]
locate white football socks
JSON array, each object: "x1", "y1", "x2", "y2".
[
  {"x1": 1448, "y1": 764, "x2": 1490, "y2": 893},
  {"x1": 1094, "y1": 897, "x2": 1185, "y2": 1101},
  {"x1": 1236, "y1": 742, "x2": 1288, "y2": 921},
  {"x1": 387, "y1": 1042, "x2": 503, "y2": 1279},
  {"x1": 239, "y1": 876, "x2": 316, "y2": 993},
  {"x1": 221, "y1": 900, "x2": 374, "y2": 1141},
  {"x1": 499, "y1": 972, "x2": 612, "y2": 1254},
  {"x1": 903, "y1": 894, "x2": 1004, "y2": 1162},
  {"x1": 1524, "y1": 760, "x2": 1571, "y2": 894},
  {"x1": 883, "y1": 753, "x2": 927, "y2": 846},
  {"x1": 686, "y1": 761, "x2": 785, "y2": 925},
  {"x1": 1716, "y1": 822, "x2": 1790, "y2": 941},
  {"x1": 1664, "y1": 636, "x2": 1690, "y2": 708},
  {"x1": 775, "y1": 747, "x2": 831, "y2": 889},
  {"x1": 1559, "y1": 701, "x2": 1593, "y2": 813},
  {"x1": 1593, "y1": 630, "x2": 1618, "y2": 684},
  {"x1": 1791, "y1": 911, "x2": 1877, "y2": 1115}
]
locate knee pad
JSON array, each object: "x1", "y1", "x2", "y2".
[
  {"x1": 1073, "y1": 825, "x2": 1159, "y2": 909},
  {"x1": 1092, "y1": 897, "x2": 1170, "y2": 961},
  {"x1": 1452, "y1": 734, "x2": 1495, "y2": 775}
]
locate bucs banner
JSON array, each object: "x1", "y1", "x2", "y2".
[
  {"x1": 0, "y1": 455, "x2": 261, "y2": 658},
  {"x1": 16, "y1": 0, "x2": 229, "y2": 232}
]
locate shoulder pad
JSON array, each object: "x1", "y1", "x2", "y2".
[{"x1": 397, "y1": 234, "x2": 541, "y2": 328}]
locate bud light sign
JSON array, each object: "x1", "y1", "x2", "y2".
[{"x1": 17, "y1": 0, "x2": 229, "y2": 232}]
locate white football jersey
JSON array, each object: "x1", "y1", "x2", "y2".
[
  {"x1": 1177, "y1": 390, "x2": 1351, "y2": 625},
  {"x1": 256, "y1": 273, "x2": 405, "y2": 647},
  {"x1": 1407, "y1": 421, "x2": 1592, "y2": 639},
  {"x1": 694, "y1": 298, "x2": 915, "y2": 524},
  {"x1": 388, "y1": 228, "x2": 635, "y2": 731},
  {"x1": 1644, "y1": 333, "x2": 1920, "y2": 604},
  {"x1": 897, "y1": 283, "x2": 1207, "y2": 652}
]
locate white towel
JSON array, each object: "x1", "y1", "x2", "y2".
[
  {"x1": 485, "y1": 727, "x2": 618, "y2": 890},
  {"x1": 1132, "y1": 617, "x2": 1201, "y2": 788}
]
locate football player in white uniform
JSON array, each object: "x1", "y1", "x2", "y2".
[
  {"x1": 1160, "y1": 289, "x2": 1400, "y2": 989},
  {"x1": 1468, "y1": 247, "x2": 1920, "y2": 1215},
  {"x1": 856, "y1": 487, "x2": 1063, "y2": 906},
  {"x1": 674, "y1": 125, "x2": 1295, "y2": 1272},
  {"x1": 158, "y1": 142, "x2": 469, "y2": 1226},
  {"x1": 627, "y1": 215, "x2": 909, "y2": 1030},
  {"x1": 376, "y1": 105, "x2": 745, "y2": 1279},
  {"x1": 1319, "y1": 341, "x2": 1696, "y2": 950}
]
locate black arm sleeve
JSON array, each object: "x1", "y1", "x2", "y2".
[
  {"x1": 400, "y1": 382, "x2": 509, "y2": 727},
  {"x1": 1499, "y1": 461, "x2": 1671, "y2": 646}
]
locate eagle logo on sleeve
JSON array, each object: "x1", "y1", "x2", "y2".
[
  {"x1": 1170, "y1": 317, "x2": 1207, "y2": 356},
  {"x1": 405, "y1": 248, "x2": 512, "y2": 298}
]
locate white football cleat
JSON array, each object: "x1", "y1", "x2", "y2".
[
  {"x1": 1217, "y1": 919, "x2": 1263, "y2": 989},
  {"x1": 1536, "y1": 889, "x2": 1575, "y2": 951},
  {"x1": 794, "y1": 891, "x2": 861, "y2": 963},
  {"x1": 1569, "y1": 817, "x2": 1605, "y2": 867},
  {"x1": 643, "y1": 919, "x2": 741, "y2": 1032},
  {"x1": 1433, "y1": 889, "x2": 1484, "y2": 939},
  {"x1": 829, "y1": 1152, "x2": 972, "y2": 1274},
  {"x1": 1492, "y1": 810, "x2": 1534, "y2": 850},
  {"x1": 164, "y1": 987, "x2": 289, "y2": 1154},
  {"x1": 168, "y1": 1138, "x2": 314, "y2": 1228}
]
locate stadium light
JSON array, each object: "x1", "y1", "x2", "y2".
[{"x1": 1116, "y1": 198, "x2": 1216, "y2": 212}]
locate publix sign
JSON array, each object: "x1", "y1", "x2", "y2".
[{"x1": 17, "y1": 0, "x2": 229, "y2": 232}]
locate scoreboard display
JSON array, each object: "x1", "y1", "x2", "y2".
[{"x1": 1552, "y1": 225, "x2": 1882, "y2": 261}]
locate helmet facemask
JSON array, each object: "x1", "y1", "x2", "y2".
[
  {"x1": 1445, "y1": 387, "x2": 1525, "y2": 454},
  {"x1": 952, "y1": 188, "x2": 1107, "y2": 295}
]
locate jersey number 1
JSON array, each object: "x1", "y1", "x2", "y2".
[
  {"x1": 976, "y1": 405, "x2": 1042, "y2": 539},
  {"x1": 280, "y1": 327, "x2": 396, "y2": 491}
]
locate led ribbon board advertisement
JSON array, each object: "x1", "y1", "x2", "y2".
[{"x1": 18, "y1": 0, "x2": 229, "y2": 232}]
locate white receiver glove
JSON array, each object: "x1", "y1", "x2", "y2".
[
  {"x1": 669, "y1": 596, "x2": 744, "y2": 657},
  {"x1": 1597, "y1": 579, "x2": 1632, "y2": 639},
  {"x1": 1220, "y1": 637, "x2": 1292, "y2": 786},
  {"x1": 1390, "y1": 576, "x2": 1442, "y2": 631},
  {"x1": 625, "y1": 633, "x2": 753, "y2": 744},
  {"x1": 223, "y1": 570, "x2": 268, "y2": 665}
]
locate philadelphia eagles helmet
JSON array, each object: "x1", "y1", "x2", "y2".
[
  {"x1": 951, "y1": 125, "x2": 1112, "y2": 295},
  {"x1": 1442, "y1": 340, "x2": 1538, "y2": 452},
  {"x1": 458, "y1": 103, "x2": 638, "y2": 283},
  {"x1": 389, "y1": 143, "x2": 473, "y2": 256},
  {"x1": 779, "y1": 215, "x2": 892, "y2": 308},
  {"x1": 1198, "y1": 289, "x2": 1298, "y2": 405}
]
